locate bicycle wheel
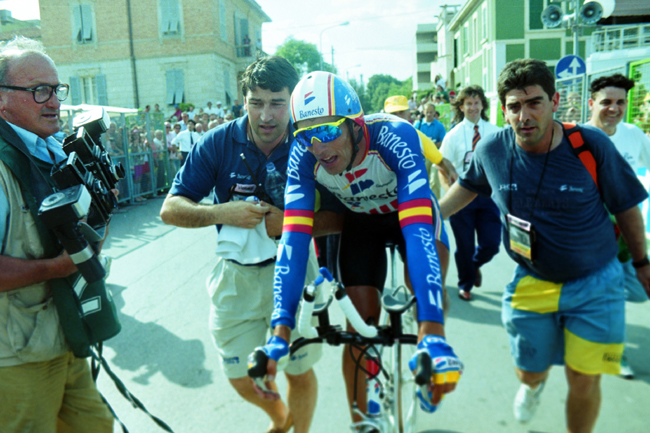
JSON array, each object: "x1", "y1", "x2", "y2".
[{"x1": 380, "y1": 292, "x2": 419, "y2": 433}]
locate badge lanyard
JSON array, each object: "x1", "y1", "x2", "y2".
[{"x1": 506, "y1": 126, "x2": 554, "y2": 261}]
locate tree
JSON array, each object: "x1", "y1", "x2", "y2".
[
  {"x1": 275, "y1": 37, "x2": 335, "y2": 76},
  {"x1": 366, "y1": 74, "x2": 404, "y2": 113}
]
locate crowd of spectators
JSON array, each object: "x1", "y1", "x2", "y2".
[{"x1": 100, "y1": 99, "x2": 245, "y2": 202}]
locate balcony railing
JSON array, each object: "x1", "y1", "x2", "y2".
[{"x1": 591, "y1": 24, "x2": 650, "y2": 53}]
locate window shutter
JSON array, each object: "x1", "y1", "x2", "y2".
[
  {"x1": 96, "y1": 74, "x2": 108, "y2": 106},
  {"x1": 80, "y1": 4, "x2": 93, "y2": 41},
  {"x1": 166, "y1": 69, "x2": 176, "y2": 104},
  {"x1": 174, "y1": 69, "x2": 184, "y2": 104},
  {"x1": 72, "y1": 6, "x2": 82, "y2": 42},
  {"x1": 69, "y1": 76, "x2": 82, "y2": 105}
]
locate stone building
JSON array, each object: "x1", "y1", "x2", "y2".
[{"x1": 38, "y1": 0, "x2": 269, "y2": 112}]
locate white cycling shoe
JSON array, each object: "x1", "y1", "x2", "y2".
[{"x1": 514, "y1": 381, "x2": 545, "y2": 423}]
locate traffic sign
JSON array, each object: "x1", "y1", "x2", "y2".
[{"x1": 555, "y1": 55, "x2": 586, "y2": 81}]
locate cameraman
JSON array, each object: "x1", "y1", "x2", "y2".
[{"x1": 0, "y1": 37, "x2": 113, "y2": 431}]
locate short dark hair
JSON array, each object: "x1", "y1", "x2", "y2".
[
  {"x1": 452, "y1": 85, "x2": 489, "y2": 123},
  {"x1": 497, "y1": 58, "x2": 555, "y2": 106},
  {"x1": 589, "y1": 73, "x2": 635, "y2": 98},
  {"x1": 240, "y1": 55, "x2": 299, "y2": 96},
  {"x1": 187, "y1": 119, "x2": 196, "y2": 126}
]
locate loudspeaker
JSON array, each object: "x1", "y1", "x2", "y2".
[
  {"x1": 580, "y1": 0, "x2": 616, "y2": 24},
  {"x1": 541, "y1": 4, "x2": 563, "y2": 28}
]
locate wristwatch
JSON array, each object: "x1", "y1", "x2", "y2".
[{"x1": 632, "y1": 255, "x2": 650, "y2": 269}]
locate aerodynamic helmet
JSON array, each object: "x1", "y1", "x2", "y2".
[{"x1": 290, "y1": 71, "x2": 364, "y2": 128}]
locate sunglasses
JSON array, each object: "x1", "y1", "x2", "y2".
[{"x1": 293, "y1": 117, "x2": 346, "y2": 147}]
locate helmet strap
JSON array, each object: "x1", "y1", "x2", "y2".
[{"x1": 343, "y1": 119, "x2": 362, "y2": 173}]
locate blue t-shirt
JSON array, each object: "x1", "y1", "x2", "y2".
[
  {"x1": 168, "y1": 115, "x2": 341, "y2": 233},
  {"x1": 271, "y1": 114, "x2": 445, "y2": 330},
  {"x1": 459, "y1": 123, "x2": 648, "y2": 282},
  {"x1": 415, "y1": 119, "x2": 446, "y2": 144}
]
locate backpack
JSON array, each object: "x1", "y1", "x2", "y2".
[{"x1": 563, "y1": 122, "x2": 621, "y2": 241}]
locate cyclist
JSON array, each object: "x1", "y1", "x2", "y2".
[{"x1": 252, "y1": 72, "x2": 462, "y2": 421}]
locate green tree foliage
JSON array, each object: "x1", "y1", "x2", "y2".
[
  {"x1": 364, "y1": 75, "x2": 414, "y2": 114},
  {"x1": 275, "y1": 37, "x2": 335, "y2": 76}
]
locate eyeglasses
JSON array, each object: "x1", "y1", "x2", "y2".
[
  {"x1": 293, "y1": 117, "x2": 346, "y2": 147},
  {"x1": 0, "y1": 83, "x2": 70, "y2": 104}
]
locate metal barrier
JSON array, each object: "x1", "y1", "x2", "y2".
[
  {"x1": 555, "y1": 74, "x2": 586, "y2": 123},
  {"x1": 628, "y1": 58, "x2": 650, "y2": 135},
  {"x1": 59, "y1": 108, "x2": 176, "y2": 204}
]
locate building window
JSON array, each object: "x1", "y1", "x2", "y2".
[
  {"x1": 160, "y1": 0, "x2": 181, "y2": 36},
  {"x1": 482, "y1": 4, "x2": 488, "y2": 40},
  {"x1": 462, "y1": 24, "x2": 469, "y2": 57},
  {"x1": 473, "y1": 15, "x2": 478, "y2": 53},
  {"x1": 72, "y1": 4, "x2": 94, "y2": 44},
  {"x1": 219, "y1": 1, "x2": 227, "y2": 41},
  {"x1": 69, "y1": 74, "x2": 108, "y2": 106},
  {"x1": 235, "y1": 15, "x2": 250, "y2": 57},
  {"x1": 166, "y1": 69, "x2": 185, "y2": 105}
]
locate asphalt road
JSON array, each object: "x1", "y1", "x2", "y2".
[{"x1": 98, "y1": 197, "x2": 649, "y2": 433}]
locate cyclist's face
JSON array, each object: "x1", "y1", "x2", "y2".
[{"x1": 298, "y1": 116, "x2": 357, "y2": 175}]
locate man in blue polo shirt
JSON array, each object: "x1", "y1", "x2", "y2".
[{"x1": 160, "y1": 56, "x2": 342, "y2": 433}]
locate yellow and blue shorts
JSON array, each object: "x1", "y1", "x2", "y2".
[{"x1": 501, "y1": 257, "x2": 625, "y2": 376}]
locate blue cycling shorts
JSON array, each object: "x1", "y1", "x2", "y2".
[{"x1": 502, "y1": 257, "x2": 625, "y2": 375}]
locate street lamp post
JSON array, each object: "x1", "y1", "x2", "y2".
[
  {"x1": 345, "y1": 64, "x2": 362, "y2": 82},
  {"x1": 320, "y1": 21, "x2": 349, "y2": 71}
]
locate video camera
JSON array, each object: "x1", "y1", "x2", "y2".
[{"x1": 39, "y1": 108, "x2": 125, "y2": 283}]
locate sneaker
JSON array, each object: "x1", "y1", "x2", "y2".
[
  {"x1": 458, "y1": 289, "x2": 471, "y2": 301},
  {"x1": 619, "y1": 355, "x2": 635, "y2": 380},
  {"x1": 514, "y1": 381, "x2": 545, "y2": 423}
]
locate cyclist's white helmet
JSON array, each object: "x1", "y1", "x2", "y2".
[{"x1": 290, "y1": 71, "x2": 364, "y2": 128}]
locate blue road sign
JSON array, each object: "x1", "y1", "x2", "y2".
[{"x1": 555, "y1": 55, "x2": 586, "y2": 80}]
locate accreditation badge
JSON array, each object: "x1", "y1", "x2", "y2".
[
  {"x1": 463, "y1": 151, "x2": 474, "y2": 170},
  {"x1": 507, "y1": 214, "x2": 536, "y2": 261}
]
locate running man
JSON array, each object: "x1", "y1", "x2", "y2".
[
  {"x1": 252, "y1": 72, "x2": 462, "y2": 422},
  {"x1": 440, "y1": 59, "x2": 650, "y2": 432}
]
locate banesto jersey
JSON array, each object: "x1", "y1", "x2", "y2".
[{"x1": 271, "y1": 114, "x2": 445, "y2": 330}]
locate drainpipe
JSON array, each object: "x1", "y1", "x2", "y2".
[{"x1": 126, "y1": 0, "x2": 140, "y2": 108}]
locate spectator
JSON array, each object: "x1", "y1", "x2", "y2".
[
  {"x1": 154, "y1": 103, "x2": 162, "y2": 113},
  {"x1": 187, "y1": 105, "x2": 196, "y2": 120},
  {"x1": 383, "y1": 95, "x2": 412, "y2": 122},
  {"x1": 153, "y1": 129, "x2": 167, "y2": 193},
  {"x1": 207, "y1": 120, "x2": 219, "y2": 130},
  {"x1": 587, "y1": 73, "x2": 650, "y2": 379},
  {"x1": 204, "y1": 101, "x2": 218, "y2": 116},
  {"x1": 179, "y1": 112, "x2": 190, "y2": 131},
  {"x1": 243, "y1": 34, "x2": 251, "y2": 56},
  {"x1": 172, "y1": 119, "x2": 200, "y2": 166},
  {"x1": 195, "y1": 122, "x2": 205, "y2": 137},
  {"x1": 439, "y1": 85, "x2": 502, "y2": 301},
  {"x1": 231, "y1": 99, "x2": 243, "y2": 118},
  {"x1": 167, "y1": 122, "x2": 181, "y2": 178},
  {"x1": 160, "y1": 55, "x2": 342, "y2": 433},
  {"x1": 0, "y1": 35, "x2": 114, "y2": 433},
  {"x1": 214, "y1": 101, "x2": 225, "y2": 118},
  {"x1": 224, "y1": 112, "x2": 234, "y2": 122}
]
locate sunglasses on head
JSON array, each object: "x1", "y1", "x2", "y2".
[{"x1": 293, "y1": 117, "x2": 346, "y2": 147}]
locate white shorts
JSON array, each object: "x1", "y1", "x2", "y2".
[{"x1": 207, "y1": 243, "x2": 322, "y2": 378}]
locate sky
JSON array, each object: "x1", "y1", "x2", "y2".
[
  {"x1": 2, "y1": 0, "x2": 461, "y2": 83},
  {"x1": 256, "y1": 0, "x2": 460, "y2": 83}
]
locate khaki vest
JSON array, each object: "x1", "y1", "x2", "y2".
[{"x1": 0, "y1": 160, "x2": 68, "y2": 366}]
